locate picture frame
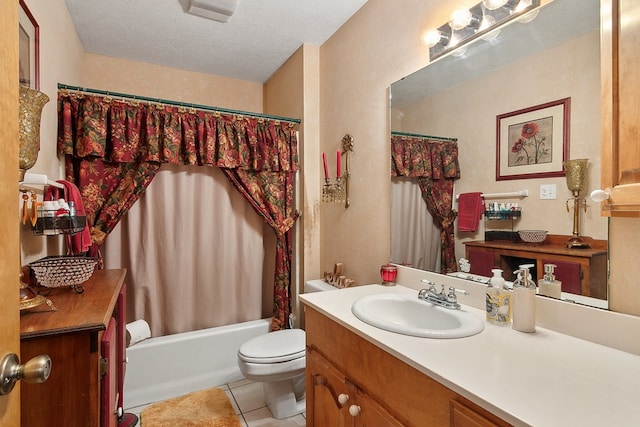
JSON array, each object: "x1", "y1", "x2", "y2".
[
  {"x1": 19, "y1": 0, "x2": 40, "y2": 90},
  {"x1": 495, "y1": 97, "x2": 570, "y2": 181}
]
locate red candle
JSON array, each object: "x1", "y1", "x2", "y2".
[
  {"x1": 336, "y1": 150, "x2": 341, "y2": 178},
  {"x1": 322, "y1": 152, "x2": 329, "y2": 179}
]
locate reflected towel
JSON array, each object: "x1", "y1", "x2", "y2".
[
  {"x1": 457, "y1": 192, "x2": 483, "y2": 232},
  {"x1": 56, "y1": 180, "x2": 92, "y2": 254}
]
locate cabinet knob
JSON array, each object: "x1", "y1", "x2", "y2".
[
  {"x1": 338, "y1": 393, "x2": 349, "y2": 405},
  {"x1": 0, "y1": 353, "x2": 52, "y2": 395},
  {"x1": 349, "y1": 404, "x2": 361, "y2": 416}
]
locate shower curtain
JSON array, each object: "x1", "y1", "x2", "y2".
[
  {"x1": 104, "y1": 164, "x2": 266, "y2": 336},
  {"x1": 390, "y1": 177, "x2": 441, "y2": 271}
]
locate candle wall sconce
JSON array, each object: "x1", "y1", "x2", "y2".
[{"x1": 322, "y1": 134, "x2": 354, "y2": 208}]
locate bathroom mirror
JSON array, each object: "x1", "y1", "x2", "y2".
[{"x1": 389, "y1": 0, "x2": 608, "y2": 308}]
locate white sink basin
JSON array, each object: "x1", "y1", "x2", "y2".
[{"x1": 351, "y1": 293, "x2": 484, "y2": 339}]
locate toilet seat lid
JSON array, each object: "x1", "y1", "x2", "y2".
[{"x1": 238, "y1": 329, "x2": 305, "y2": 364}]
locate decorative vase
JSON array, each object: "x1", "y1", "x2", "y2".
[
  {"x1": 19, "y1": 85, "x2": 50, "y2": 181},
  {"x1": 564, "y1": 158, "x2": 588, "y2": 196}
]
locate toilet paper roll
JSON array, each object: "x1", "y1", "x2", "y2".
[{"x1": 126, "y1": 319, "x2": 151, "y2": 347}]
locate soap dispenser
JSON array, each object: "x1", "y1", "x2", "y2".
[
  {"x1": 512, "y1": 264, "x2": 536, "y2": 333},
  {"x1": 486, "y1": 268, "x2": 511, "y2": 324},
  {"x1": 539, "y1": 264, "x2": 562, "y2": 299}
]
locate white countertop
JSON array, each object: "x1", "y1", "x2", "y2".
[{"x1": 299, "y1": 283, "x2": 640, "y2": 427}]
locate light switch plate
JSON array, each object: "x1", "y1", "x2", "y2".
[{"x1": 540, "y1": 184, "x2": 557, "y2": 200}]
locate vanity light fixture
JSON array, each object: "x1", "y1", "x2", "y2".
[
  {"x1": 423, "y1": 0, "x2": 540, "y2": 61},
  {"x1": 482, "y1": 0, "x2": 520, "y2": 10}
]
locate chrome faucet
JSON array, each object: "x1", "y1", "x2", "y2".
[{"x1": 418, "y1": 279, "x2": 469, "y2": 310}]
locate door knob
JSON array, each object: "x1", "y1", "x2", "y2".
[
  {"x1": 338, "y1": 393, "x2": 349, "y2": 405},
  {"x1": 0, "y1": 353, "x2": 51, "y2": 395}
]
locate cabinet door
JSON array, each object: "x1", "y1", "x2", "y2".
[
  {"x1": 541, "y1": 259, "x2": 582, "y2": 295},
  {"x1": 306, "y1": 349, "x2": 350, "y2": 427},
  {"x1": 116, "y1": 283, "x2": 127, "y2": 418},
  {"x1": 601, "y1": 0, "x2": 640, "y2": 215},
  {"x1": 349, "y1": 380, "x2": 404, "y2": 427},
  {"x1": 102, "y1": 317, "x2": 118, "y2": 427}
]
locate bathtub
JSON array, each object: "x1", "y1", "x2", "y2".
[{"x1": 123, "y1": 318, "x2": 271, "y2": 408}]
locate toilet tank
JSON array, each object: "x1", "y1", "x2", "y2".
[{"x1": 304, "y1": 279, "x2": 339, "y2": 293}]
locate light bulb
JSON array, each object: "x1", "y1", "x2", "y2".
[
  {"x1": 449, "y1": 8, "x2": 472, "y2": 31},
  {"x1": 421, "y1": 29, "x2": 443, "y2": 47},
  {"x1": 482, "y1": 0, "x2": 508, "y2": 10}
]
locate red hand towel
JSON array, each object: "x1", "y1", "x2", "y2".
[
  {"x1": 56, "y1": 180, "x2": 92, "y2": 255},
  {"x1": 457, "y1": 192, "x2": 483, "y2": 232}
]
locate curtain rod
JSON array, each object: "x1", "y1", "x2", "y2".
[
  {"x1": 57, "y1": 83, "x2": 301, "y2": 124},
  {"x1": 391, "y1": 131, "x2": 457, "y2": 142}
]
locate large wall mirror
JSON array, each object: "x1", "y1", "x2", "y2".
[{"x1": 390, "y1": 0, "x2": 608, "y2": 308}]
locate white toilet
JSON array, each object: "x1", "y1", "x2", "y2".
[{"x1": 237, "y1": 279, "x2": 337, "y2": 419}]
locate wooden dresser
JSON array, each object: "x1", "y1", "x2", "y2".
[
  {"x1": 463, "y1": 235, "x2": 607, "y2": 299},
  {"x1": 20, "y1": 269, "x2": 127, "y2": 427}
]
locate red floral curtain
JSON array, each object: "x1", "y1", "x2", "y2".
[
  {"x1": 57, "y1": 91, "x2": 300, "y2": 330},
  {"x1": 391, "y1": 133, "x2": 460, "y2": 272}
]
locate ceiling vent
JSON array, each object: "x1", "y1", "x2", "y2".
[{"x1": 187, "y1": 0, "x2": 239, "y2": 23}]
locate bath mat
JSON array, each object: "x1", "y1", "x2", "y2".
[{"x1": 140, "y1": 387, "x2": 241, "y2": 427}]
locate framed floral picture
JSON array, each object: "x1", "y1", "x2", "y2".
[
  {"x1": 19, "y1": 0, "x2": 39, "y2": 90},
  {"x1": 496, "y1": 97, "x2": 570, "y2": 181}
]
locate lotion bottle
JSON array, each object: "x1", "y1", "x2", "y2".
[
  {"x1": 486, "y1": 268, "x2": 511, "y2": 324},
  {"x1": 539, "y1": 264, "x2": 562, "y2": 299},
  {"x1": 512, "y1": 264, "x2": 536, "y2": 333}
]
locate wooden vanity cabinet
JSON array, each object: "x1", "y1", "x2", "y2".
[
  {"x1": 600, "y1": 0, "x2": 640, "y2": 216},
  {"x1": 464, "y1": 235, "x2": 608, "y2": 299},
  {"x1": 304, "y1": 307, "x2": 512, "y2": 427},
  {"x1": 20, "y1": 269, "x2": 127, "y2": 427},
  {"x1": 307, "y1": 348, "x2": 403, "y2": 426}
]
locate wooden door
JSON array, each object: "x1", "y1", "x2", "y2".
[
  {"x1": 601, "y1": 0, "x2": 640, "y2": 215},
  {"x1": 0, "y1": 0, "x2": 22, "y2": 425}
]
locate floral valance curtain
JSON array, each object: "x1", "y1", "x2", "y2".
[
  {"x1": 390, "y1": 133, "x2": 460, "y2": 272},
  {"x1": 391, "y1": 133, "x2": 460, "y2": 179},
  {"x1": 57, "y1": 90, "x2": 300, "y2": 330}
]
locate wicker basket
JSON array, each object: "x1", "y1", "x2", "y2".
[
  {"x1": 29, "y1": 256, "x2": 98, "y2": 290},
  {"x1": 518, "y1": 230, "x2": 548, "y2": 243}
]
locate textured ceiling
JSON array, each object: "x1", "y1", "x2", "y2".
[{"x1": 64, "y1": 0, "x2": 368, "y2": 83}]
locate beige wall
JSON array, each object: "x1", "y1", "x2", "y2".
[
  {"x1": 395, "y1": 30, "x2": 606, "y2": 261},
  {"x1": 80, "y1": 54, "x2": 263, "y2": 112},
  {"x1": 19, "y1": 0, "x2": 85, "y2": 264}
]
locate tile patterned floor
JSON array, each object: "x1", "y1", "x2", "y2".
[{"x1": 125, "y1": 379, "x2": 306, "y2": 427}]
